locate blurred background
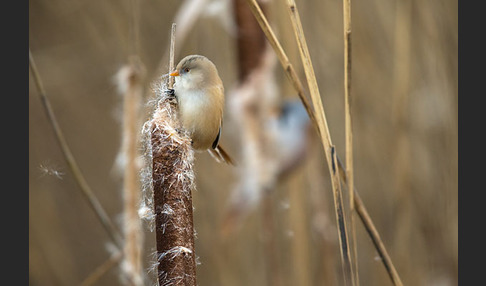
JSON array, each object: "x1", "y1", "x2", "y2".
[{"x1": 29, "y1": 0, "x2": 457, "y2": 285}]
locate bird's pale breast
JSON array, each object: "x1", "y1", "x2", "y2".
[{"x1": 177, "y1": 87, "x2": 223, "y2": 150}]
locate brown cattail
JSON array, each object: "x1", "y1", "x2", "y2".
[{"x1": 146, "y1": 90, "x2": 197, "y2": 286}]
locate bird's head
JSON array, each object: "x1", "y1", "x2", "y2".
[{"x1": 170, "y1": 55, "x2": 221, "y2": 91}]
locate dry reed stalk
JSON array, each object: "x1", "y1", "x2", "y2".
[
  {"x1": 306, "y1": 142, "x2": 338, "y2": 285},
  {"x1": 116, "y1": 56, "x2": 146, "y2": 286},
  {"x1": 29, "y1": 50, "x2": 124, "y2": 249},
  {"x1": 243, "y1": 1, "x2": 403, "y2": 284},
  {"x1": 330, "y1": 146, "x2": 354, "y2": 286},
  {"x1": 168, "y1": 23, "x2": 177, "y2": 89},
  {"x1": 342, "y1": 0, "x2": 359, "y2": 284},
  {"x1": 284, "y1": 0, "x2": 355, "y2": 284},
  {"x1": 147, "y1": 24, "x2": 197, "y2": 286}
]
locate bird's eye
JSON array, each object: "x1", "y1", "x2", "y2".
[{"x1": 184, "y1": 68, "x2": 190, "y2": 73}]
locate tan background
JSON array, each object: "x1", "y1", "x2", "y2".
[{"x1": 29, "y1": 0, "x2": 457, "y2": 285}]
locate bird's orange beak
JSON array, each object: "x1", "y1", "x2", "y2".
[{"x1": 170, "y1": 70, "x2": 180, "y2": 76}]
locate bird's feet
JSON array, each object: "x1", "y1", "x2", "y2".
[{"x1": 165, "y1": 88, "x2": 176, "y2": 98}]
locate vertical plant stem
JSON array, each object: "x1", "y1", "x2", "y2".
[
  {"x1": 168, "y1": 23, "x2": 177, "y2": 89},
  {"x1": 343, "y1": 0, "x2": 359, "y2": 284},
  {"x1": 330, "y1": 146, "x2": 354, "y2": 286},
  {"x1": 120, "y1": 1, "x2": 146, "y2": 283},
  {"x1": 119, "y1": 57, "x2": 145, "y2": 286},
  {"x1": 284, "y1": 0, "x2": 354, "y2": 284}
]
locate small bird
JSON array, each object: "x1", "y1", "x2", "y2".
[{"x1": 169, "y1": 55, "x2": 234, "y2": 165}]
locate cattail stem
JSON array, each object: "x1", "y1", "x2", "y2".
[{"x1": 150, "y1": 96, "x2": 197, "y2": 286}]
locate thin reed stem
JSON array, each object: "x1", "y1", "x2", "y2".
[
  {"x1": 342, "y1": 0, "x2": 359, "y2": 284},
  {"x1": 168, "y1": 23, "x2": 177, "y2": 89},
  {"x1": 29, "y1": 49, "x2": 124, "y2": 249}
]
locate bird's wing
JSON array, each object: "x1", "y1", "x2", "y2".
[{"x1": 212, "y1": 126, "x2": 221, "y2": 149}]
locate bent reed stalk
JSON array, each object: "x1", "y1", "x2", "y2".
[{"x1": 29, "y1": 50, "x2": 124, "y2": 249}]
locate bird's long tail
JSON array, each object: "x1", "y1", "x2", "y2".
[{"x1": 208, "y1": 145, "x2": 235, "y2": 166}]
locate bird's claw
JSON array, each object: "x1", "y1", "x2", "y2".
[{"x1": 165, "y1": 88, "x2": 176, "y2": 98}]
